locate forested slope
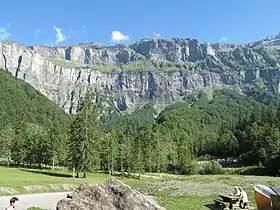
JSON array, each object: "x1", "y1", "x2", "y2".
[{"x1": 0, "y1": 69, "x2": 70, "y2": 130}]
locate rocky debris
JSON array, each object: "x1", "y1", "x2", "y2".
[
  {"x1": 56, "y1": 177, "x2": 165, "y2": 210},
  {"x1": 153, "y1": 180, "x2": 233, "y2": 196},
  {"x1": 23, "y1": 184, "x2": 78, "y2": 193},
  {"x1": 0, "y1": 187, "x2": 17, "y2": 194}
]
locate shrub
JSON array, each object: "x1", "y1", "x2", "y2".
[
  {"x1": 199, "y1": 161, "x2": 224, "y2": 175},
  {"x1": 196, "y1": 154, "x2": 215, "y2": 161},
  {"x1": 224, "y1": 166, "x2": 266, "y2": 176},
  {"x1": 185, "y1": 160, "x2": 200, "y2": 175}
]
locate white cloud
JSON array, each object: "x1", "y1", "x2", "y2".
[
  {"x1": 35, "y1": 29, "x2": 40, "y2": 36},
  {"x1": 219, "y1": 36, "x2": 228, "y2": 43},
  {"x1": 54, "y1": 25, "x2": 68, "y2": 44},
  {"x1": 152, "y1": 32, "x2": 160, "y2": 37},
  {"x1": 0, "y1": 27, "x2": 10, "y2": 41},
  {"x1": 110, "y1": 30, "x2": 129, "y2": 42}
]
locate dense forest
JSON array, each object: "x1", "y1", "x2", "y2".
[
  {"x1": 1, "y1": 68, "x2": 280, "y2": 177},
  {"x1": 0, "y1": 69, "x2": 70, "y2": 130}
]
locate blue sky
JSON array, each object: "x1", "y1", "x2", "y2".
[{"x1": 0, "y1": 0, "x2": 279, "y2": 46}]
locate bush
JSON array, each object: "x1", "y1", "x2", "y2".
[
  {"x1": 173, "y1": 160, "x2": 200, "y2": 175},
  {"x1": 196, "y1": 154, "x2": 215, "y2": 161},
  {"x1": 224, "y1": 166, "x2": 266, "y2": 176},
  {"x1": 185, "y1": 160, "x2": 200, "y2": 175},
  {"x1": 199, "y1": 161, "x2": 224, "y2": 175}
]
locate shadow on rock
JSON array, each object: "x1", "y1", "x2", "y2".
[{"x1": 204, "y1": 204, "x2": 220, "y2": 210}]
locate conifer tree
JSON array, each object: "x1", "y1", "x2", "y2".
[{"x1": 68, "y1": 89, "x2": 103, "y2": 178}]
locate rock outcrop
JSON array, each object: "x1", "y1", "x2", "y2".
[
  {"x1": 0, "y1": 36, "x2": 280, "y2": 114},
  {"x1": 56, "y1": 178, "x2": 165, "y2": 210}
]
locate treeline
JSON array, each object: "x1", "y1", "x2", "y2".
[
  {"x1": 1, "y1": 87, "x2": 280, "y2": 176},
  {"x1": 0, "y1": 122, "x2": 69, "y2": 167}
]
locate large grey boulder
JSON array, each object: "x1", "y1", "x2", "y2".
[{"x1": 56, "y1": 177, "x2": 165, "y2": 210}]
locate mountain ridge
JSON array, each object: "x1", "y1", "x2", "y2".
[
  {"x1": 1, "y1": 34, "x2": 280, "y2": 114},
  {"x1": 20, "y1": 32, "x2": 280, "y2": 48}
]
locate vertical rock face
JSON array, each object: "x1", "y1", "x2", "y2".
[
  {"x1": 56, "y1": 178, "x2": 165, "y2": 210},
  {"x1": 30, "y1": 43, "x2": 145, "y2": 66},
  {"x1": 0, "y1": 37, "x2": 280, "y2": 114},
  {"x1": 129, "y1": 38, "x2": 215, "y2": 62}
]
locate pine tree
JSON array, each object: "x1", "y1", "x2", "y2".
[
  {"x1": 48, "y1": 125, "x2": 69, "y2": 169},
  {"x1": 68, "y1": 89, "x2": 103, "y2": 178},
  {"x1": 152, "y1": 126, "x2": 169, "y2": 173},
  {"x1": 100, "y1": 132, "x2": 118, "y2": 174},
  {"x1": 177, "y1": 133, "x2": 192, "y2": 174},
  {"x1": 121, "y1": 119, "x2": 137, "y2": 175}
]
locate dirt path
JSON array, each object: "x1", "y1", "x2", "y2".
[{"x1": 0, "y1": 192, "x2": 70, "y2": 210}]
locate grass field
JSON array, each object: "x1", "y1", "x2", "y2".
[
  {"x1": 0, "y1": 167, "x2": 109, "y2": 195},
  {"x1": 0, "y1": 166, "x2": 280, "y2": 210}
]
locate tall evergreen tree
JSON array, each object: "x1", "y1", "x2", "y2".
[
  {"x1": 68, "y1": 89, "x2": 103, "y2": 178},
  {"x1": 100, "y1": 132, "x2": 118, "y2": 174},
  {"x1": 48, "y1": 125, "x2": 69, "y2": 169}
]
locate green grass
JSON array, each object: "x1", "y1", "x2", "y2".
[
  {"x1": 91, "y1": 64, "x2": 120, "y2": 72},
  {"x1": 0, "y1": 167, "x2": 109, "y2": 194},
  {"x1": 148, "y1": 174, "x2": 280, "y2": 209},
  {"x1": 90, "y1": 60, "x2": 192, "y2": 72},
  {"x1": 157, "y1": 194, "x2": 216, "y2": 210},
  {"x1": 0, "y1": 167, "x2": 280, "y2": 209},
  {"x1": 47, "y1": 58, "x2": 82, "y2": 68},
  {"x1": 202, "y1": 88, "x2": 213, "y2": 101}
]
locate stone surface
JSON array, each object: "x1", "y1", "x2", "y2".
[{"x1": 56, "y1": 178, "x2": 165, "y2": 210}]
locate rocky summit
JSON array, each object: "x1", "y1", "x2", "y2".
[
  {"x1": 56, "y1": 178, "x2": 165, "y2": 210},
  {"x1": 0, "y1": 35, "x2": 280, "y2": 114}
]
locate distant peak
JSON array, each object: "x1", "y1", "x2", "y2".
[
  {"x1": 75, "y1": 42, "x2": 104, "y2": 48},
  {"x1": 133, "y1": 37, "x2": 197, "y2": 44},
  {"x1": 261, "y1": 33, "x2": 280, "y2": 41}
]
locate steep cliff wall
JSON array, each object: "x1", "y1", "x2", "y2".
[{"x1": 0, "y1": 38, "x2": 280, "y2": 114}]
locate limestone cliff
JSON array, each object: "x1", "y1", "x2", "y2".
[{"x1": 0, "y1": 36, "x2": 280, "y2": 114}]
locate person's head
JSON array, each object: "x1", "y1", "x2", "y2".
[{"x1": 10, "y1": 197, "x2": 19, "y2": 207}]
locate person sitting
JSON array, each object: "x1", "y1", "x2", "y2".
[
  {"x1": 5, "y1": 197, "x2": 19, "y2": 210},
  {"x1": 238, "y1": 187, "x2": 249, "y2": 209},
  {"x1": 232, "y1": 186, "x2": 241, "y2": 197}
]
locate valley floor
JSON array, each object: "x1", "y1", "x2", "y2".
[{"x1": 0, "y1": 167, "x2": 279, "y2": 210}]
